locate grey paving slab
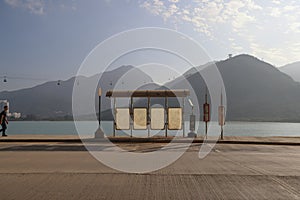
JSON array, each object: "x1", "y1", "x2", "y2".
[{"x1": 0, "y1": 142, "x2": 299, "y2": 199}]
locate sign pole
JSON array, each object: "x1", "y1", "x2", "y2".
[
  {"x1": 203, "y1": 89, "x2": 210, "y2": 140},
  {"x1": 219, "y1": 91, "x2": 225, "y2": 140}
]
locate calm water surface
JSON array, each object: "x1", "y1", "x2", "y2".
[{"x1": 5, "y1": 121, "x2": 300, "y2": 137}]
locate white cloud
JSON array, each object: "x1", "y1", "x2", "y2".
[
  {"x1": 4, "y1": 0, "x2": 45, "y2": 15},
  {"x1": 140, "y1": 0, "x2": 262, "y2": 37},
  {"x1": 164, "y1": 4, "x2": 179, "y2": 19},
  {"x1": 25, "y1": 0, "x2": 45, "y2": 15},
  {"x1": 168, "y1": 0, "x2": 179, "y2": 3},
  {"x1": 269, "y1": 7, "x2": 281, "y2": 17},
  {"x1": 4, "y1": 0, "x2": 77, "y2": 15},
  {"x1": 140, "y1": 0, "x2": 166, "y2": 16},
  {"x1": 283, "y1": 5, "x2": 295, "y2": 11},
  {"x1": 4, "y1": 0, "x2": 19, "y2": 7},
  {"x1": 271, "y1": 0, "x2": 281, "y2": 5},
  {"x1": 139, "y1": 0, "x2": 300, "y2": 65}
]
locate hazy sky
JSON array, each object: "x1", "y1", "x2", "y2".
[{"x1": 0, "y1": 0, "x2": 300, "y2": 91}]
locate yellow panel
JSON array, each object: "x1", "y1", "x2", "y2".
[
  {"x1": 134, "y1": 108, "x2": 147, "y2": 130},
  {"x1": 116, "y1": 108, "x2": 130, "y2": 130},
  {"x1": 150, "y1": 108, "x2": 165, "y2": 130},
  {"x1": 168, "y1": 108, "x2": 182, "y2": 130}
]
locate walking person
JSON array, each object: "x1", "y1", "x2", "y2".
[{"x1": 0, "y1": 105, "x2": 9, "y2": 137}]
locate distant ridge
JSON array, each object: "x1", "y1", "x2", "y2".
[
  {"x1": 280, "y1": 61, "x2": 300, "y2": 82},
  {"x1": 0, "y1": 65, "x2": 153, "y2": 119},
  {"x1": 2, "y1": 54, "x2": 300, "y2": 122}
]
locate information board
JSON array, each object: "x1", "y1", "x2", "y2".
[
  {"x1": 116, "y1": 108, "x2": 130, "y2": 130},
  {"x1": 133, "y1": 108, "x2": 147, "y2": 130},
  {"x1": 150, "y1": 108, "x2": 165, "y2": 130},
  {"x1": 168, "y1": 108, "x2": 182, "y2": 130}
]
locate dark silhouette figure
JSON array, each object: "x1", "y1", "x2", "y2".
[{"x1": 0, "y1": 105, "x2": 9, "y2": 137}]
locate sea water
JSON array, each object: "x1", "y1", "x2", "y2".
[{"x1": 4, "y1": 121, "x2": 300, "y2": 137}]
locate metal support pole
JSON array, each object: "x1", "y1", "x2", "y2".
[
  {"x1": 94, "y1": 87, "x2": 104, "y2": 138},
  {"x1": 113, "y1": 97, "x2": 116, "y2": 137},
  {"x1": 204, "y1": 88, "x2": 209, "y2": 140},
  {"x1": 221, "y1": 125, "x2": 224, "y2": 140},
  {"x1": 165, "y1": 96, "x2": 168, "y2": 137},
  {"x1": 147, "y1": 96, "x2": 150, "y2": 138},
  {"x1": 182, "y1": 97, "x2": 185, "y2": 137},
  {"x1": 98, "y1": 95, "x2": 101, "y2": 126},
  {"x1": 219, "y1": 90, "x2": 225, "y2": 140},
  {"x1": 130, "y1": 96, "x2": 133, "y2": 137},
  {"x1": 205, "y1": 122, "x2": 208, "y2": 139}
]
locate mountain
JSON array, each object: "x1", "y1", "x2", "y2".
[
  {"x1": 2, "y1": 54, "x2": 300, "y2": 122},
  {"x1": 0, "y1": 65, "x2": 153, "y2": 119},
  {"x1": 280, "y1": 61, "x2": 300, "y2": 82},
  {"x1": 167, "y1": 54, "x2": 300, "y2": 121},
  {"x1": 216, "y1": 55, "x2": 300, "y2": 121}
]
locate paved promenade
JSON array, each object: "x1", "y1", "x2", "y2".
[{"x1": 0, "y1": 137, "x2": 299, "y2": 199}]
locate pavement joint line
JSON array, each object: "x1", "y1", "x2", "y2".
[
  {"x1": 1, "y1": 139, "x2": 300, "y2": 146},
  {"x1": 0, "y1": 172, "x2": 299, "y2": 177}
]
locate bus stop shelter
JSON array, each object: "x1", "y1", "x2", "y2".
[{"x1": 106, "y1": 90, "x2": 190, "y2": 137}]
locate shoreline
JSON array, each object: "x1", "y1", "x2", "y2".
[
  {"x1": 1, "y1": 135, "x2": 300, "y2": 145},
  {"x1": 7, "y1": 120, "x2": 300, "y2": 123}
]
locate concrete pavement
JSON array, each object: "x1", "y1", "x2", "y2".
[{"x1": 0, "y1": 141, "x2": 300, "y2": 199}]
